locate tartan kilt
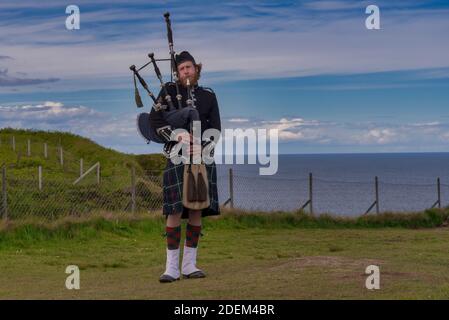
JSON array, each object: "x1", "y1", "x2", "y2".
[{"x1": 162, "y1": 159, "x2": 220, "y2": 219}]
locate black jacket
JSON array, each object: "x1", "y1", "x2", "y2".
[{"x1": 149, "y1": 82, "x2": 221, "y2": 143}]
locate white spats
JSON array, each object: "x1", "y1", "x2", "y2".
[{"x1": 181, "y1": 245, "x2": 202, "y2": 276}]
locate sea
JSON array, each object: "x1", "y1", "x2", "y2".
[{"x1": 215, "y1": 153, "x2": 449, "y2": 216}]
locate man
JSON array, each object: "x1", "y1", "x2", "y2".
[{"x1": 149, "y1": 51, "x2": 221, "y2": 283}]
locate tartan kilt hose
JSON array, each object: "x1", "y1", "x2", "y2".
[{"x1": 162, "y1": 159, "x2": 220, "y2": 218}]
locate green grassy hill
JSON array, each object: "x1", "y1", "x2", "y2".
[
  {"x1": 0, "y1": 128, "x2": 167, "y2": 219},
  {"x1": 0, "y1": 128, "x2": 165, "y2": 178}
]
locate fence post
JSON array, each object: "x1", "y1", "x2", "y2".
[
  {"x1": 59, "y1": 147, "x2": 64, "y2": 167},
  {"x1": 375, "y1": 176, "x2": 379, "y2": 214},
  {"x1": 12, "y1": 136, "x2": 15, "y2": 152},
  {"x1": 38, "y1": 166, "x2": 42, "y2": 190},
  {"x1": 97, "y1": 162, "x2": 101, "y2": 185},
  {"x1": 2, "y1": 166, "x2": 7, "y2": 220},
  {"x1": 27, "y1": 139, "x2": 31, "y2": 157},
  {"x1": 73, "y1": 162, "x2": 100, "y2": 185},
  {"x1": 437, "y1": 177, "x2": 441, "y2": 209},
  {"x1": 309, "y1": 172, "x2": 314, "y2": 215},
  {"x1": 44, "y1": 143, "x2": 48, "y2": 159},
  {"x1": 80, "y1": 158, "x2": 84, "y2": 177},
  {"x1": 229, "y1": 168, "x2": 234, "y2": 209},
  {"x1": 299, "y1": 173, "x2": 314, "y2": 214},
  {"x1": 131, "y1": 166, "x2": 136, "y2": 214}
]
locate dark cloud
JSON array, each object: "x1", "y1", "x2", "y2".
[
  {"x1": 0, "y1": 55, "x2": 13, "y2": 60},
  {"x1": 0, "y1": 68, "x2": 59, "y2": 87}
]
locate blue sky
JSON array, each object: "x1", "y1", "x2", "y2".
[{"x1": 1, "y1": 0, "x2": 449, "y2": 154}]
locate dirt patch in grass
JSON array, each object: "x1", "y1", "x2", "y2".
[{"x1": 269, "y1": 255, "x2": 384, "y2": 270}]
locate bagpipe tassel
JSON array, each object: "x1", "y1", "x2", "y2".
[
  {"x1": 133, "y1": 74, "x2": 144, "y2": 108},
  {"x1": 196, "y1": 170, "x2": 208, "y2": 201},
  {"x1": 187, "y1": 165, "x2": 198, "y2": 202}
]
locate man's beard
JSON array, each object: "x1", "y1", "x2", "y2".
[{"x1": 179, "y1": 73, "x2": 199, "y2": 87}]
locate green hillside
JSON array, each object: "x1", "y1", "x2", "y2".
[
  {"x1": 0, "y1": 128, "x2": 167, "y2": 220},
  {"x1": 0, "y1": 128, "x2": 165, "y2": 177}
]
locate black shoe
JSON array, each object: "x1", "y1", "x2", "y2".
[
  {"x1": 159, "y1": 274, "x2": 180, "y2": 283},
  {"x1": 182, "y1": 270, "x2": 206, "y2": 279}
]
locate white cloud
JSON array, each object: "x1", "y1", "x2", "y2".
[
  {"x1": 0, "y1": 101, "x2": 98, "y2": 121},
  {"x1": 0, "y1": 101, "x2": 137, "y2": 138},
  {"x1": 255, "y1": 118, "x2": 323, "y2": 141},
  {"x1": 410, "y1": 121, "x2": 441, "y2": 127},
  {"x1": 42, "y1": 101, "x2": 63, "y2": 108},
  {"x1": 357, "y1": 128, "x2": 397, "y2": 144},
  {"x1": 2, "y1": 101, "x2": 449, "y2": 153},
  {"x1": 223, "y1": 115, "x2": 449, "y2": 148},
  {"x1": 228, "y1": 118, "x2": 250, "y2": 123}
]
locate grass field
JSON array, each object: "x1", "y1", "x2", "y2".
[{"x1": 1, "y1": 209, "x2": 449, "y2": 299}]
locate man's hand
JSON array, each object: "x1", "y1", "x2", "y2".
[
  {"x1": 174, "y1": 131, "x2": 203, "y2": 158},
  {"x1": 176, "y1": 131, "x2": 192, "y2": 144}
]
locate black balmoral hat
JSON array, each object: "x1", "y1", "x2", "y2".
[{"x1": 175, "y1": 51, "x2": 196, "y2": 66}]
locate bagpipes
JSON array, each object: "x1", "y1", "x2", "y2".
[
  {"x1": 130, "y1": 12, "x2": 209, "y2": 209},
  {"x1": 131, "y1": 12, "x2": 200, "y2": 144}
]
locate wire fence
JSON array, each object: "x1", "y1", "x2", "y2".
[
  {"x1": 216, "y1": 170, "x2": 449, "y2": 216},
  {"x1": 2, "y1": 134, "x2": 448, "y2": 219},
  {"x1": 1, "y1": 164, "x2": 448, "y2": 221},
  {"x1": 0, "y1": 165, "x2": 164, "y2": 221}
]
